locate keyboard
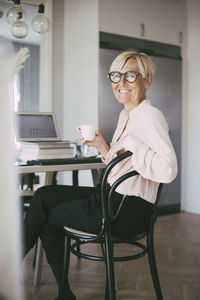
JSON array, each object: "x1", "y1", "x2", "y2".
[{"x1": 26, "y1": 156, "x2": 102, "y2": 166}]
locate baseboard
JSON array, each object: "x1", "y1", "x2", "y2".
[{"x1": 157, "y1": 203, "x2": 181, "y2": 216}]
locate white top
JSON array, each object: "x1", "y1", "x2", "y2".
[{"x1": 103, "y1": 99, "x2": 178, "y2": 204}]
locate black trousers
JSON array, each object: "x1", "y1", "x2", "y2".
[{"x1": 24, "y1": 184, "x2": 153, "y2": 265}]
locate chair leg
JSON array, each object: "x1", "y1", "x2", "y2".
[
  {"x1": 101, "y1": 242, "x2": 106, "y2": 257},
  {"x1": 76, "y1": 244, "x2": 81, "y2": 259},
  {"x1": 33, "y1": 238, "x2": 44, "y2": 287},
  {"x1": 32, "y1": 239, "x2": 38, "y2": 269},
  {"x1": 58, "y1": 236, "x2": 71, "y2": 300},
  {"x1": 101, "y1": 242, "x2": 119, "y2": 298},
  {"x1": 104, "y1": 232, "x2": 116, "y2": 300},
  {"x1": 147, "y1": 234, "x2": 163, "y2": 300},
  {"x1": 101, "y1": 243, "x2": 109, "y2": 299}
]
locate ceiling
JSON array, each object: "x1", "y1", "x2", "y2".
[{"x1": 0, "y1": 0, "x2": 42, "y2": 45}]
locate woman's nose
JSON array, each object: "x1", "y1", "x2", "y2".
[{"x1": 119, "y1": 75, "x2": 127, "y2": 84}]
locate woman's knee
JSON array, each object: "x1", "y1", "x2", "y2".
[
  {"x1": 35, "y1": 185, "x2": 54, "y2": 195},
  {"x1": 33, "y1": 185, "x2": 70, "y2": 211},
  {"x1": 30, "y1": 185, "x2": 54, "y2": 211}
]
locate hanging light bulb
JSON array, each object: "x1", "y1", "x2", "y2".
[
  {"x1": 32, "y1": 1, "x2": 50, "y2": 34},
  {"x1": 11, "y1": 10, "x2": 28, "y2": 39},
  {"x1": 7, "y1": 0, "x2": 26, "y2": 25}
]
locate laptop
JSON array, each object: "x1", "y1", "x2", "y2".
[
  {"x1": 14, "y1": 112, "x2": 101, "y2": 165},
  {"x1": 14, "y1": 112, "x2": 64, "y2": 143}
]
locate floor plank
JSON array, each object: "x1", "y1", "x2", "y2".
[{"x1": 22, "y1": 212, "x2": 200, "y2": 300}]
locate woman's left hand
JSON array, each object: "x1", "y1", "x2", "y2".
[{"x1": 106, "y1": 137, "x2": 126, "y2": 162}]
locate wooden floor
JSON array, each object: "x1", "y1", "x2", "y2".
[{"x1": 22, "y1": 212, "x2": 200, "y2": 300}]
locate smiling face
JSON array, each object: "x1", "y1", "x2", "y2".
[{"x1": 111, "y1": 59, "x2": 152, "y2": 112}]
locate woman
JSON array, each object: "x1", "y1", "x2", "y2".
[{"x1": 23, "y1": 50, "x2": 177, "y2": 300}]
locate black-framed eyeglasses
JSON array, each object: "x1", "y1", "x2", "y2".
[{"x1": 108, "y1": 71, "x2": 141, "y2": 84}]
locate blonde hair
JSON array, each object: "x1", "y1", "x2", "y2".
[{"x1": 110, "y1": 50, "x2": 155, "y2": 78}]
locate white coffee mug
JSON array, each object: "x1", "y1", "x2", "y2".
[{"x1": 79, "y1": 124, "x2": 96, "y2": 141}]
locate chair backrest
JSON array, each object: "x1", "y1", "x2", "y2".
[
  {"x1": 100, "y1": 151, "x2": 163, "y2": 229},
  {"x1": 100, "y1": 151, "x2": 139, "y2": 222},
  {"x1": 148, "y1": 182, "x2": 163, "y2": 235}
]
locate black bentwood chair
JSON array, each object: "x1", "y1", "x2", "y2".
[{"x1": 59, "y1": 151, "x2": 164, "y2": 300}]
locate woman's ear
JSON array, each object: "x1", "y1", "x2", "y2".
[{"x1": 145, "y1": 76, "x2": 153, "y2": 90}]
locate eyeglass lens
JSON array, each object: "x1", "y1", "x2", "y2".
[{"x1": 109, "y1": 71, "x2": 138, "y2": 83}]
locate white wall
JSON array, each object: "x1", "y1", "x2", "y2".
[
  {"x1": 54, "y1": 0, "x2": 99, "y2": 186},
  {"x1": 63, "y1": 0, "x2": 99, "y2": 141},
  {"x1": 52, "y1": 0, "x2": 64, "y2": 137},
  {"x1": 181, "y1": 0, "x2": 200, "y2": 213},
  {"x1": 39, "y1": 0, "x2": 53, "y2": 112}
]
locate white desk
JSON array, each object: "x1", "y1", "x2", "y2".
[
  {"x1": 17, "y1": 161, "x2": 105, "y2": 185},
  {"x1": 17, "y1": 161, "x2": 105, "y2": 286}
]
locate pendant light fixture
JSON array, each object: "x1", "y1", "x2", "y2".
[
  {"x1": 6, "y1": 0, "x2": 50, "y2": 39},
  {"x1": 11, "y1": 10, "x2": 29, "y2": 39},
  {"x1": 6, "y1": 0, "x2": 26, "y2": 25},
  {"x1": 32, "y1": 1, "x2": 50, "y2": 34}
]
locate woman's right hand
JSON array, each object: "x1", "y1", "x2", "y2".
[{"x1": 78, "y1": 129, "x2": 110, "y2": 159}]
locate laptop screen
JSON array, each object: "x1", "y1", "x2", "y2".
[{"x1": 15, "y1": 112, "x2": 60, "y2": 142}]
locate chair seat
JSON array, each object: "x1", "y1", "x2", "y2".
[
  {"x1": 64, "y1": 226, "x2": 97, "y2": 237},
  {"x1": 64, "y1": 226, "x2": 146, "y2": 243}
]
